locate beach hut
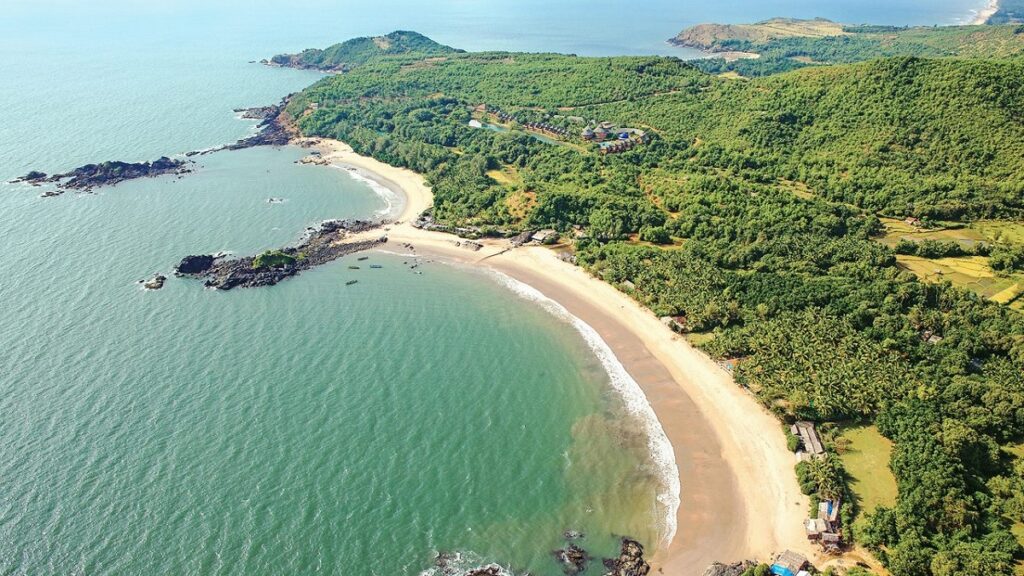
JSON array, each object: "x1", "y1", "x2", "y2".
[
  {"x1": 770, "y1": 550, "x2": 808, "y2": 576},
  {"x1": 794, "y1": 421, "x2": 825, "y2": 457}
]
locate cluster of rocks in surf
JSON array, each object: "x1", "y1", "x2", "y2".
[
  {"x1": 175, "y1": 219, "x2": 385, "y2": 290},
  {"x1": 431, "y1": 532, "x2": 650, "y2": 576},
  {"x1": 553, "y1": 543, "x2": 589, "y2": 574},
  {"x1": 12, "y1": 157, "x2": 192, "y2": 196},
  {"x1": 601, "y1": 539, "x2": 650, "y2": 576}
]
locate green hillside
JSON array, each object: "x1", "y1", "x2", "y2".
[{"x1": 269, "y1": 30, "x2": 461, "y2": 72}]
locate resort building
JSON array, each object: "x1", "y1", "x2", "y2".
[
  {"x1": 792, "y1": 421, "x2": 825, "y2": 458},
  {"x1": 806, "y1": 498, "x2": 843, "y2": 552},
  {"x1": 770, "y1": 550, "x2": 809, "y2": 576}
]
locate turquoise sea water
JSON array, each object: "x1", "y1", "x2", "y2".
[{"x1": 0, "y1": 1, "x2": 991, "y2": 574}]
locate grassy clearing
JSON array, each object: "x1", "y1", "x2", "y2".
[
  {"x1": 684, "y1": 331, "x2": 717, "y2": 346},
  {"x1": 877, "y1": 217, "x2": 987, "y2": 248},
  {"x1": 486, "y1": 165, "x2": 521, "y2": 186},
  {"x1": 838, "y1": 425, "x2": 898, "y2": 516},
  {"x1": 895, "y1": 254, "x2": 1021, "y2": 300},
  {"x1": 972, "y1": 221, "x2": 1024, "y2": 246}
]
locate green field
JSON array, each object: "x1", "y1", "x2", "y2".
[{"x1": 839, "y1": 425, "x2": 898, "y2": 516}]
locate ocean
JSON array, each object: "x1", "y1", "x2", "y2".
[{"x1": 0, "y1": 0, "x2": 991, "y2": 574}]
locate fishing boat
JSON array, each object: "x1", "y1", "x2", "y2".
[
  {"x1": 358, "y1": 256, "x2": 369, "y2": 261},
  {"x1": 348, "y1": 266, "x2": 360, "y2": 269},
  {"x1": 346, "y1": 280, "x2": 358, "y2": 286},
  {"x1": 370, "y1": 264, "x2": 382, "y2": 269}
]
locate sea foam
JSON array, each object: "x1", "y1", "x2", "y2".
[
  {"x1": 333, "y1": 164, "x2": 403, "y2": 219},
  {"x1": 487, "y1": 271, "x2": 681, "y2": 549}
]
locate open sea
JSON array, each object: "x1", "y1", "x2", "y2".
[{"x1": 0, "y1": 0, "x2": 991, "y2": 574}]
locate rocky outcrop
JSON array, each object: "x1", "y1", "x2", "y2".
[
  {"x1": 11, "y1": 170, "x2": 48, "y2": 185},
  {"x1": 22, "y1": 157, "x2": 191, "y2": 195},
  {"x1": 233, "y1": 105, "x2": 280, "y2": 120},
  {"x1": 175, "y1": 255, "x2": 217, "y2": 275},
  {"x1": 177, "y1": 219, "x2": 385, "y2": 290},
  {"x1": 601, "y1": 539, "x2": 649, "y2": 576},
  {"x1": 187, "y1": 99, "x2": 294, "y2": 157},
  {"x1": 142, "y1": 274, "x2": 167, "y2": 290},
  {"x1": 702, "y1": 561, "x2": 757, "y2": 576},
  {"x1": 553, "y1": 543, "x2": 589, "y2": 574}
]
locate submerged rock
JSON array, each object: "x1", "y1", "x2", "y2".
[{"x1": 601, "y1": 539, "x2": 649, "y2": 576}]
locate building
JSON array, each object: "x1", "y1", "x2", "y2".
[
  {"x1": 792, "y1": 421, "x2": 825, "y2": 457},
  {"x1": 581, "y1": 127, "x2": 595, "y2": 140},
  {"x1": 770, "y1": 550, "x2": 808, "y2": 576},
  {"x1": 531, "y1": 229, "x2": 558, "y2": 244}
]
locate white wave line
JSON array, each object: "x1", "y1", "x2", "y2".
[
  {"x1": 486, "y1": 270, "x2": 681, "y2": 549},
  {"x1": 332, "y1": 164, "x2": 403, "y2": 219}
]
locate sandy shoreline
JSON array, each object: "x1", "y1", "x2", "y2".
[
  {"x1": 971, "y1": 0, "x2": 1000, "y2": 24},
  {"x1": 300, "y1": 137, "x2": 815, "y2": 572}
]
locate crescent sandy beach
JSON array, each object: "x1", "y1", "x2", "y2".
[{"x1": 304, "y1": 137, "x2": 819, "y2": 571}]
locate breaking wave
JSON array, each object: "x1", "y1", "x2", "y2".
[
  {"x1": 333, "y1": 164, "x2": 403, "y2": 219},
  {"x1": 486, "y1": 271, "x2": 681, "y2": 549}
]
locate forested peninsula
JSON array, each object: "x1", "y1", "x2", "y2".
[
  {"x1": 271, "y1": 29, "x2": 1024, "y2": 576},
  {"x1": 671, "y1": 18, "x2": 1024, "y2": 76}
]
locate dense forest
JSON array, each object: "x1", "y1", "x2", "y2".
[
  {"x1": 672, "y1": 20, "x2": 1024, "y2": 77},
  {"x1": 285, "y1": 34, "x2": 1024, "y2": 575}
]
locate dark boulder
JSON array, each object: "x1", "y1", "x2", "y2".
[
  {"x1": 175, "y1": 255, "x2": 216, "y2": 275},
  {"x1": 553, "y1": 543, "x2": 589, "y2": 574},
  {"x1": 602, "y1": 539, "x2": 649, "y2": 576}
]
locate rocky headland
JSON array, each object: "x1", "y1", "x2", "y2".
[
  {"x1": 13, "y1": 156, "x2": 192, "y2": 195},
  {"x1": 175, "y1": 219, "x2": 385, "y2": 290},
  {"x1": 17, "y1": 99, "x2": 295, "y2": 197}
]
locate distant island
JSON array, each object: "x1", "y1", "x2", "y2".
[{"x1": 670, "y1": 17, "x2": 1024, "y2": 76}]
